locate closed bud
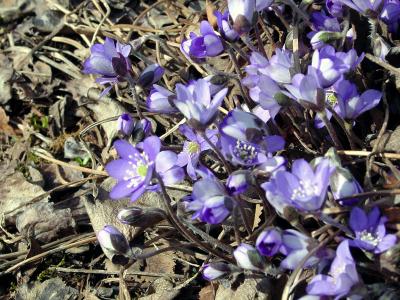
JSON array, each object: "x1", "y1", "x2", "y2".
[
  {"x1": 228, "y1": 0, "x2": 257, "y2": 35},
  {"x1": 372, "y1": 35, "x2": 391, "y2": 61},
  {"x1": 233, "y1": 243, "x2": 266, "y2": 271},
  {"x1": 117, "y1": 113, "x2": 135, "y2": 136},
  {"x1": 310, "y1": 31, "x2": 342, "y2": 49},
  {"x1": 202, "y1": 262, "x2": 233, "y2": 280},
  {"x1": 330, "y1": 167, "x2": 362, "y2": 203},
  {"x1": 226, "y1": 170, "x2": 251, "y2": 196},
  {"x1": 97, "y1": 225, "x2": 130, "y2": 265},
  {"x1": 137, "y1": 64, "x2": 164, "y2": 88},
  {"x1": 256, "y1": 228, "x2": 282, "y2": 257},
  {"x1": 117, "y1": 207, "x2": 166, "y2": 227}
]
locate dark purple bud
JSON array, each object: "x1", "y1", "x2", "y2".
[
  {"x1": 97, "y1": 225, "x2": 130, "y2": 265},
  {"x1": 226, "y1": 170, "x2": 251, "y2": 196},
  {"x1": 256, "y1": 228, "x2": 282, "y2": 257},
  {"x1": 112, "y1": 53, "x2": 130, "y2": 77},
  {"x1": 117, "y1": 113, "x2": 135, "y2": 136},
  {"x1": 137, "y1": 64, "x2": 165, "y2": 88}
]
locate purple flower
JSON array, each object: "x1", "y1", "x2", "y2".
[
  {"x1": 176, "y1": 125, "x2": 218, "y2": 180},
  {"x1": 256, "y1": 228, "x2": 282, "y2": 257},
  {"x1": 219, "y1": 109, "x2": 285, "y2": 166},
  {"x1": 185, "y1": 178, "x2": 234, "y2": 224},
  {"x1": 82, "y1": 37, "x2": 131, "y2": 96},
  {"x1": 155, "y1": 151, "x2": 185, "y2": 185},
  {"x1": 311, "y1": 12, "x2": 341, "y2": 33},
  {"x1": 215, "y1": 10, "x2": 239, "y2": 41},
  {"x1": 307, "y1": 240, "x2": 359, "y2": 298},
  {"x1": 146, "y1": 84, "x2": 177, "y2": 113},
  {"x1": 245, "y1": 49, "x2": 295, "y2": 84},
  {"x1": 228, "y1": 0, "x2": 257, "y2": 34},
  {"x1": 202, "y1": 262, "x2": 232, "y2": 280},
  {"x1": 181, "y1": 21, "x2": 224, "y2": 63},
  {"x1": 333, "y1": 79, "x2": 382, "y2": 120},
  {"x1": 280, "y1": 230, "x2": 327, "y2": 270},
  {"x1": 137, "y1": 64, "x2": 164, "y2": 88},
  {"x1": 226, "y1": 170, "x2": 252, "y2": 196},
  {"x1": 117, "y1": 113, "x2": 135, "y2": 136},
  {"x1": 262, "y1": 159, "x2": 332, "y2": 214},
  {"x1": 242, "y1": 74, "x2": 283, "y2": 119},
  {"x1": 284, "y1": 69, "x2": 325, "y2": 111},
  {"x1": 234, "y1": 243, "x2": 266, "y2": 271},
  {"x1": 105, "y1": 136, "x2": 160, "y2": 202},
  {"x1": 349, "y1": 207, "x2": 397, "y2": 254},
  {"x1": 174, "y1": 78, "x2": 228, "y2": 129},
  {"x1": 97, "y1": 225, "x2": 130, "y2": 264},
  {"x1": 267, "y1": 49, "x2": 294, "y2": 84},
  {"x1": 326, "y1": 0, "x2": 344, "y2": 17},
  {"x1": 311, "y1": 46, "x2": 363, "y2": 87},
  {"x1": 338, "y1": 0, "x2": 383, "y2": 16},
  {"x1": 380, "y1": 0, "x2": 400, "y2": 32}
]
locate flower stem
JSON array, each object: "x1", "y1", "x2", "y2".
[
  {"x1": 201, "y1": 131, "x2": 232, "y2": 173},
  {"x1": 155, "y1": 174, "x2": 235, "y2": 263},
  {"x1": 234, "y1": 195, "x2": 253, "y2": 237},
  {"x1": 326, "y1": 106, "x2": 357, "y2": 149},
  {"x1": 319, "y1": 111, "x2": 343, "y2": 150},
  {"x1": 126, "y1": 75, "x2": 144, "y2": 119}
]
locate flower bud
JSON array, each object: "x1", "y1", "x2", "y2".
[
  {"x1": 202, "y1": 262, "x2": 232, "y2": 280},
  {"x1": 117, "y1": 113, "x2": 135, "y2": 136},
  {"x1": 226, "y1": 170, "x2": 251, "y2": 196},
  {"x1": 117, "y1": 207, "x2": 166, "y2": 227},
  {"x1": 97, "y1": 225, "x2": 130, "y2": 265},
  {"x1": 146, "y1": 84, "x2": 177, "y2": 113},
  {"x1": 256, "y1": 229, "x2": 282, "y2": 257},
  {"x1": 330, "y1": 167, "x2": 362, "y2": 204},
  {"x1": 372, "y1": 35, "x2": 391, "y2": 61},
  {"x1": 233, "y1": 243, "x2": 266, "y2": 271},
  {"x1": 310, "y1": 31, "x2": 342, "y2": 49},
  {"x1": 137, "y1": 64, "x2": 164, "y2": 88},
  {"x1": 228, "y1": 0, "x2": 257, "y2": 35}
]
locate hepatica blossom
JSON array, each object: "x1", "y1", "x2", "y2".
[
  {"x1": 176, "y1": 124, "x2": 218, "y2": 180},
  {"x1": 279, "y1": 229, "x2": 329, "y2": 270},
  {"x1": 105, "y1": 137, "x2": 160, "y2": 201},
  {"x1": 307, "y1": 240, "x2": 359, "y2": 298},
  {"x1": 181, "y1": 21, "x2": 224, "y2": 63},
  {"x1": 262, "y1": 158, "x2": 332, "y2": 214},
  {"x1": 219, "y1": 109, "x2": 285, "y2": 166},
  {"x1": 349, "y1": 207, "x2": 397, "y2": 254},
  {"x1": 146, "y1": 84, "x2": 177, "y2": 113},
  {"x1": 338, "y1": 0, "x2": 383, "y2": 17},
  {"x1": 185, "y1": 177, "x2": 234, "y2": 224},
  {"x1": 83, "y1": 37, "x2": 132, "y2": 96},
  {"x1": 214, "y1": 10, "x2": 239, "y2": 42},
  {"x1": 332, "y1": 79, "x2": 382, "y2": 120},
  {"x1": 174, "y1": 78, "x2": 228, "y2": 129},
  {"x1": 256, "y1": 228, "x2": 282, "y2": 257}
]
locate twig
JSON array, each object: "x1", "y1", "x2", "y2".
[{"x1": 55, "y1": 267, "x2": 185, "y2": 278}]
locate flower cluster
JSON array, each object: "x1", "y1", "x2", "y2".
[{"x1": 80, "y1": 0, "x2": 400, "y2": 298}]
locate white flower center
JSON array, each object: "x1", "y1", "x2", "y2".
[
  {"x1": 233, "y1": 140, "x2": 258, "y2": 163},
  {"x1": 291, "y1": 180, "x2": 318, "y2": 201},
  {"x1": 359, "y1": 230, "x2": 381, "y2": 247}
]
